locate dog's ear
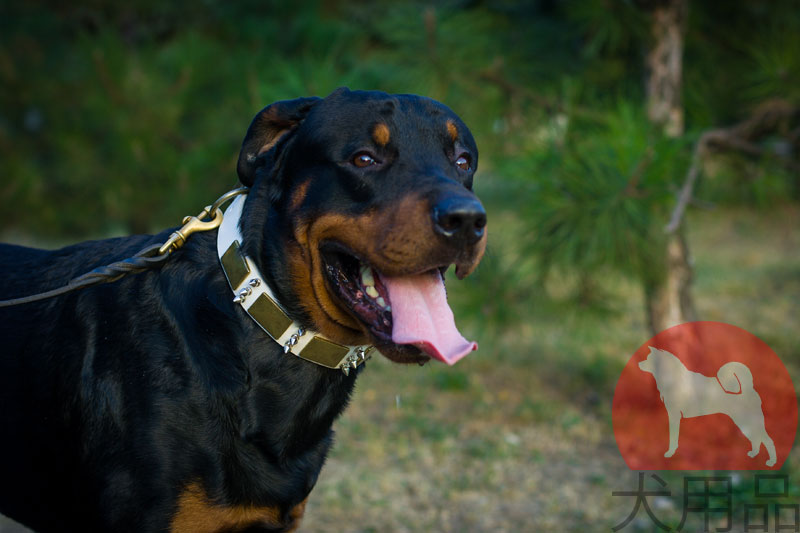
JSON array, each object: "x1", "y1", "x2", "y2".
[{"x1": 237, "y1": 96, "x2": 321, "y2": 186}]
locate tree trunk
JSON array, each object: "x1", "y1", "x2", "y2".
[
  {"x1": 645, "y1": 231, "x2": 696, "y2": 334},
  {"x1": 644, "y1": 0, "x2": 697, "y2": 335},
  {"x1": 646, "y1": 0, "x2": 686, "y2": 137}
]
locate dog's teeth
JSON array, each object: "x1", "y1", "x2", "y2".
[
  {"x1": 376, "y1": 297, "x2": 386, "y2": 307},
  {"x1": 365, "y1": 286, "x2": 379, "y2": 299},
  {"x1": 361, "y1": 267, "x2": 375, "y2": 288}
]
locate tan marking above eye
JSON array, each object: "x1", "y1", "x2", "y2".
[
  {"x1": 446, "y1": 120, "x2": 458, "y2": 142},
  {"x1": 372, "y1": 123, "x2": 391, "y2": 147}
]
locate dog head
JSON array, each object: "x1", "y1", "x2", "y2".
[
  {"x1": 236, "y1": 88, "x2": 487, "y2": 365},
  {"x1": 638, "y1": 346, "x2": 686, "y2": 377}
]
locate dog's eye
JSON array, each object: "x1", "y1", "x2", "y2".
[
  {"x1": 455, "y1": 154, "x2": 471, "y2": 171},
  {"x1": 353, "y1": 153, "x2": 377, "y2": 168}
]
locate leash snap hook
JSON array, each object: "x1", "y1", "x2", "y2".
[
  {"x1": 158, "y1": 206, "x2": 223, "y2": 255},
  {"x1": 158, "y1": 187, "x2": 249, "y2": 256}
]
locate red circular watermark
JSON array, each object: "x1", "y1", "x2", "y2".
[{"x1": 613, "y1": 321, "x2": 797, "y2": 470}]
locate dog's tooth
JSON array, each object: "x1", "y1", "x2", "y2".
[
  {"x1": 365, "y1": 286, "x2": 379, "y2": 299},
  {"x1": 376, "y1": 297, "x2": 386, "y2": 307},
  {"x1": 361, "y1": 267, "x2": 374, "y2": 288}
]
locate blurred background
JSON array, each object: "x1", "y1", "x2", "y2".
[{"x1": 1, "y1": 1, "x2": 798, "y2": 531}]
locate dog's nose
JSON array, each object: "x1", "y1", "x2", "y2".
[{"x1": 432, "y1": 195, "x2": 487, "y2": 246}]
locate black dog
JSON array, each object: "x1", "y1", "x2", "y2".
[{"x1": 0, "y1": 88, "x2": 487, "y2": 533}]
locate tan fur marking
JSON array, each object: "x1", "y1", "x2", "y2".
[
  {"x1": 446, "y1": 120, "x2": 458, "y2": 142},
  {"x1": 257, "y1": 129, "x2": 290, "y2": 156},
  {"x1": 454, "y1": 230, "x2": 487, "y2": 279},
  {"x1": 252, "y1": 106, "x2": 297, "y2": 156},
  {"x1": 289, "y1": 179, "x2": 312, "y2": 212},
  {"x1": 372, "y1": 123, "x2": 391, "y2": 147},
  {"x1": 171, "y1": 482, "x2": 306, "y2": 533}
]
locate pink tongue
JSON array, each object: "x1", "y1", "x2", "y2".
[{"x1": 382, "y1": 271, "x2": 477, "y2": 365}]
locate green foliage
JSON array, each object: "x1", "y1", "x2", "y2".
[
  {"x1": 742, "y1": 18, "x2": 800, "y2": 105},
  {"x1": 684, "y1": 0, "x2": 800, "y2": 125},
  {"x1": 564, "y1": 0, "x2": 648, "y2": 91},
  {"x1": 495, "y1": 101, "x2": 691, "y2": 299},
  {"x1": 1, "y1": 1, "x2": 513, "y2": 237},
  {"x1": 0, "y1": 0, "x2": 798, "y2": 278}
]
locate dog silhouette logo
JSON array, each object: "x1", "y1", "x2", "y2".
[
  {"x1": 638, "y1": 347, "x2": 776, "y2": 467},
  {"x1": 613, "y1": 322, "x2": 796, "y2": 470}
]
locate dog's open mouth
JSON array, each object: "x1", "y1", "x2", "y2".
[
  {"x1": 322, "y1": 245, "x2": 394, "y2": 343},
  {"x1": 321, "y1": 243, "x2": 476, "y2": 364}
]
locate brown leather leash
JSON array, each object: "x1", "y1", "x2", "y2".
[{"x1": 0, "y1": 188, "x2": 247, "y2": 308}]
